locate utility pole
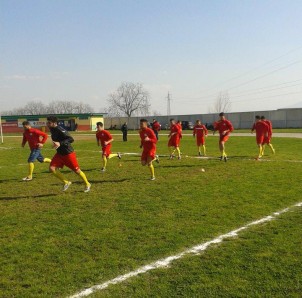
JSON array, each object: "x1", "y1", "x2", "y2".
[{"x1": 167, "y1": 92, "x2": 171, "y2": 116}]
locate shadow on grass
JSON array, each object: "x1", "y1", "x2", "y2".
[{"x1": 0, "y1": 193, "x2": 58, "y2": 201}]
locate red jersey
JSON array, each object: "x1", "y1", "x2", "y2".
[
  {"x1": 193, "y1": 124, "x2": 208, "y2": 138},
  {"x1": 22, "y1": 128, "x2": 48, "y2": 150},
  {"x1": 252, "y1": 121, "x2": 269, "y2": 137},
  {"x1": 152, "y1": 121, "x2": 161, "y2": 131},
  {"x1": 140, "y1": 127, "x2": 157, "y2": 151},
  {"x1": 214, "y1": 119, "x2": 234, "y2": 136},
  {"x1": 96, "y1": 130, "x2": 113, "y2": 148},
  {"x1": 263, "y1": 119, "x2": 272, "y2": 137}
]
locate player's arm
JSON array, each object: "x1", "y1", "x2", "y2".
[
  {"x1": 21, "y1": 133, "x2": 27, "y2": 147},
  {"x1": 58, "y1": 128, "x2": 74, "y2": 147},
  {"x1": 203, "y1": 125, "x2": 208, "y2": 136},
  {"x1": 251, "y1": 123, "x2": 256, "y2": 133}
]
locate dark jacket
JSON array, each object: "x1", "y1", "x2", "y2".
[{"x1": 50, "y1": 125, "x2": 74, "y2": 155}]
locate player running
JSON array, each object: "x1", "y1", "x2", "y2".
[
  {"x1": 168, "y1": 119, "x2": 182, "y2": 160},
  {"x1": 21, "y1": 121, "x2": 51, "y2": 181},
  {"x1": 193, "y1": 119, "x2": 208, "y2": 156},
  {"x1": 46, "y1": 116, "x2": 91, "y2": 192},
  {"x1": 96, "y1": 122, "x2": 121, "y2": 172},
  {"x1": 213, "y1": 112, "x2": 234, "y2": 162},
  {"x1": 251, "y1": 115, "x2": 270, "y2": 159},
  {"x1": 139, "y1": 118, "x2": 159, "y2": 180},
  {"x1": 260, "y1": 116, "x2": 275, "y2": 155}
]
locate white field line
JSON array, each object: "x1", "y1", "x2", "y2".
[{"x1": 69, "y1": 201, "x2": 302, "y2": 298}]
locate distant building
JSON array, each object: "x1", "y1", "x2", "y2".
[{"x1": 0, "y1": 113, "x2": 106, "y2": 133}]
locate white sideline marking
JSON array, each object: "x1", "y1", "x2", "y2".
[{"x1": 69, "y1": 201, "x2": 302, "y2": 298}]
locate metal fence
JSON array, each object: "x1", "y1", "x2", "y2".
[{"x1": 104, "y1": 108, "x2": 302, "y2": 130}]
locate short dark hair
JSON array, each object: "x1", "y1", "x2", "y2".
[
  {"x1": 22, "y1": 121, "x2": 30, "y2": 126},
  {"x1": 140, "y1": 118, "x2": 148, "y2": 123},
  {"x1": 96, "y1": 122, "x2": 103, "y2": 127},
  {"x1": 219, "y1": 112, "x2": 225, "y2": 117},
  {"x1": 255, "y1": 115, "x2": 261, "y2": 120},
  {"x1": 170, "y1": 118, "x2": 175, "y2": 122},
  {"x1": 47, "y1": 116, "x2": 58, "y2": 123},
  {"x1": 260, "y1": 116, "x2": 266, "y2": 120}
]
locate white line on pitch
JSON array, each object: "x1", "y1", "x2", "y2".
[{"x1": 69, "y1": 201, "x2": 302, "y2": 298}]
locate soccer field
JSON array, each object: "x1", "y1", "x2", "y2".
[{"x1": 1, "y1": 133, "x2": 301, "y2": 297}]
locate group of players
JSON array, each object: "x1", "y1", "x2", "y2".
[{"x1": 20, "y1": 113, "x2": 274, "y2": 192}]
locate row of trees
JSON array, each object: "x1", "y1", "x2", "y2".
[
  {"x1": 2, "y1": 82, "x2": 231, "y2": 116},
  {"x1": 2, "y1": 100, "x2": 94, "y2": 116}
]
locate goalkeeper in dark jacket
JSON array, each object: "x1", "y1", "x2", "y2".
[{"x1": 46, "y1": 116, "x2": 91, "y2": 192}]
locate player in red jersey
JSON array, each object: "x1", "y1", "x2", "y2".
[
  {"x1": 168, "y1": 119, "x2": 182, "y2": 159},
  {"x1": 21, "y1": 121, "x2": 51, "y2": 181},
  {"x1": 193, "y1": 119, "x2": 208, "y2": 156},
  {"x1": 251, "y1": 115, "x2": 269, "y2": 159},
  {"x1": 139, "y1": 118, "x2": 159, "y2": 180},
  {"x1": 96, "y1": 122, "x2": 121, "y2": 172},
  {"x1": 213, "y1": 112, "x2": 234, "y2": 162},
  {"x1": 260, "y1": 116, "x2": 275, "y2": 155},
  {"x1": 151, "y1": 119, "x2": 161, "y2": 140}
]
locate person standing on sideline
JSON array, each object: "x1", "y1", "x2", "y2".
[
  {"x1": 139, "y1": 119, "x2": 159, "y2": 180},
  {"x1": 96, "y1": 122, "x2": 121, "y2": 172},
  {"x1": 21, "y1": 121, "x2": 51, "y2": 181},
  {"x1": 213, "y1": 112, "x2": 234, "y2": 162},
  {"x1": 261, "y1": 116, "x2": 275, "y2": 155},
  {"x1": 193, "y1": 119, "x2": 208, "y2": 156},
  {"x1": 151, "y1": 119, "x2": 161, "y2": 140},
  {"x1": 121, "y1": 122, "x2": 128, "y2": 141},
  {"x1": 251, "y1": 115, "x2": 270, "y2": 159},
  {"x1": 168, "y1": 119, "x2": 182, "y2": 159},
  {"x1": 46, "y1": 116, "x2": 91, "y2": 192}
]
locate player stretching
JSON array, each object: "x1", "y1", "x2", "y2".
[
  {"x1": 193, "y1": 119, "x2": 208, "y2": 156},
  {"x1": 251, "y1": 115, "x2": 269, "y2": 159},
  {"x1": 139, "y1": 118, "x2": 159, "y2": 180},
  {"x1": 96, "y1": 122, "x2": 121, "y2": 172},
  {"x1": 261, "y1": 116, "x2": 275, "y2": 155},
  {"x1": 168, "y1": 119, "x2": 182, "y2": 159},
  {"x1": 46, "y1": 116, "x2": 91, "y2": 192},
  {"x1": 21, "y1": 121, "x2": 51, "y2": 181},
  {"x1": 213, "y1": 112, "x2": 234, "y2": 162}
]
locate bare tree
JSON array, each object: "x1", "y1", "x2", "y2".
[
  {"x1": 209, "y1": 91, "x2": 232, "y2": 113},
  {"x1": 24, "y1": 101, "x2": 47, "y2": 114},
  {"x1": 107, "y1": 82, "x2": 150, "y2": 118}
]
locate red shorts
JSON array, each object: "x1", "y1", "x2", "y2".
[
  {"x1": 168, "y1": 135, "x2": 180, "y2": 147},
  {"x1": 102, "y1": 144, "x2": 112, "y2": 157},
  {"x1": 263, "y1": 136, "x2": 271, "y2": 144},
  {"x1": 141, "y1": 148, "x2": 156, "y2": 162},
  {"x1": 196, "y1": 137, "x2": 205, "y2": 146},
  {"x1": 50, "y1": 152, "x2": 80, "y2": 172},
  {"x1": 219, "y1": 134, "x2": 229, "y2": 143},
  {"x1": 256, "y1": 135, "x2": 265, "y2": 145}
]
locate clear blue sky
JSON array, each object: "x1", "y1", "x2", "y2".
[{"x1": 1, "y1": 0, "x2": 302, "y2": 115}]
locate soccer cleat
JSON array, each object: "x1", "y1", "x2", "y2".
[
  {"x1": 198, "y1": 152, "x2": 201, "y2": 156},
  {"x1": 150, "y1": 177, "x2": 156, "y2": 181},
  {"x1": 219, "y1": 156, "x2": 223, "y2": 161},
  {"x1": 169, "y1": 155, "x2": 173, "y2": 160},
  {"x1": 155, "y1": 155, "x2": 160, "y2": 163},
  {"x1": 101, "y1": 168, "x2": 106, "y2": 172},
  {"x1": 84, "y1": 183, "x2": 91, "y2": 193},
  {"x1": 117, "y1": 152, "x2": 122, "y2": 159},
  {"x1": 224, "y1": 156, "x2": 228, "y2": 162},
  {"x1": 22, "y1": 177, "x2": 32, "y2": 181},
  {"x1": 62, "y1": 181, "x2": 72, "y2": 191},
  {"x1": 178, "y1": 156, "x2": 181, "y2": 160}
]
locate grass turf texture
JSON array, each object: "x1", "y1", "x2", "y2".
[{"x1": 0, "y1": 133, "x2": 301, "y2": 297}]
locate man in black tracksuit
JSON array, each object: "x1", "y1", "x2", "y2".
[{"x1": 47, "y1": 116, "x2": 91, "y2": 192}]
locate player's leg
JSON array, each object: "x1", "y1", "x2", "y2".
[
  {"x1": 268, "y1": 142, "x2": 275, "y2": 154},
  {"x1": 175, "y1": 146, "x2": 181, "y2": 159},
  {"x1": 102, "y1": 155, "x2": 107, "y2": 171},
  {"x1": 23, "y1": 149, "x2": 38, "y2": 181},
  {"x1": 169, "y1": 146, "x2": 175, "y2": 159},
  {"x1": 49, "y1": 154, "x2": 71, "y2": 190},
  {"x1": 201, "y1": 138, "x2": 206, "y2": 156},
  {"x1": 147, "y1": 156, "x2": 155, "y2": 180}
]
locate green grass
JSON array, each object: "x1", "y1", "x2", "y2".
[{"x1": 0, "y1": 133, "x2": 301, "y2": 297}]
